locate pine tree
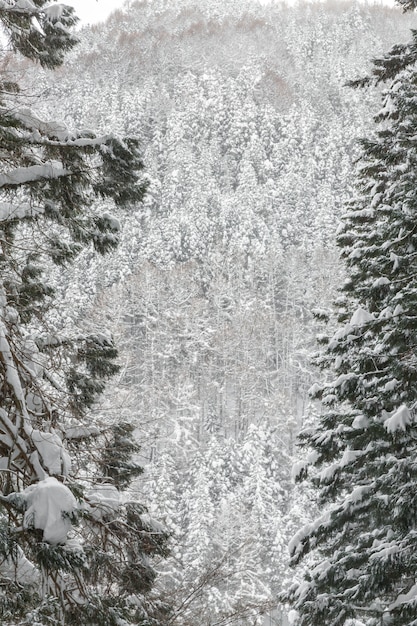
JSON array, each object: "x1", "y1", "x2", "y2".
[
  {"x1": 287, "y1": 25, "x2": 417, "y2": 626},
  {"x1": 0, "y1": 2, "x2": 168, "y2": 625}
]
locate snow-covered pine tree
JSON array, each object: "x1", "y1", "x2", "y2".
[
  {"x1": 0, "y1": 2, "x2": 167, "y2": 625},
  {"x1": 287, "y1": 21, "x2": 417, "y2": 626}
]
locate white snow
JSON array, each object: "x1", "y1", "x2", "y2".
[
  {"x1": 0, "y1": 546, "x2": 39, "y2": 586},
  {"x1": 87, "y1": 484, "x2": 120, "y2": 520},
  {"x1": 65, "y1": 424, "x2": 100, "y2": 439},
  {"x1": 369, "y1": 542, "x2": 399, "y2": 562},
  {"x1": 289, "y1": 508, "x2": 334, "y2": 557},
  {"x1": 372, "y1": 277, "x2": 390, "y2": 287},
  {"x1": 31, "y1": 429, "x2": 71, "y2": 475},
  {"x1": 291, "y1": 450, "x2": 319, "y2": 480},
  {"x1": 288, "y1": 609, "x2": 299, "y2": 625},
  {"x1": 22, "y1": 477, "x2": 77, "y2": 544},
  {"x1": 308, "y1": 382, "x2": 323, "y2": 397},
  {"x1": 384, "y1": 378, "x2": 399, "y2": 392},
  {"x1": 340, "y1": 448, "x2": 362, "y2": 467},
  {"x1": 10, "y1": 0, "x2": 37, "y2": 12},
  {"x1": 383, "y1": 404, "x2": 412, "y2": 433},
  {"x1": 390, "y1": 252, "x2": 400, "y2": 271},
  {"x1": 345, "y1": 485, "x2": 371, "y2": 506},
  {"x1": 388, "y1": 582, "x2": 417, "y2": 610},
  {"x1": 0, "y1": 201, "x2": 44, "y2": 222},
  {"x1": 333, "y1": 373, "x2": 356, "y2": 388},
  {"x1": 319, "y1": 462, "x2": 339, "y2": 482},
  {"x1": 0, "y1": 162, "x2": 69, "y2": 188},
  {"x1": 44, "y1": 3, "x2": 67, "y2": 22},
  {"x1": 352, "y1": 414, "x2": 370, "y2": 429},
  {"x1": 11, "y1": 108, "x2": 69, "y2": 141},
  {"x1": 379, "y1": 306, "x2": 393, "y2": 319},
  {"x1": 350, "y1": 306, "x2": 374, "y2": 326}
]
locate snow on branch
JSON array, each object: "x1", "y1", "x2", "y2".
[
  {"x1": 0, "y1": 162, "x2": 69, "y2": 188},
  {"x1": 0, "y1": 201, "x2": 43, "y2": 221},
  {"x1": 22, "y1": 476, "x2": 77, "y2": 544},
  {"x1": 383, "y1": 404, "x2": 413, "y2": 433}
]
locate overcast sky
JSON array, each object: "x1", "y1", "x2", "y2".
[{"x1": 65, "y1": 0, "x2": 128, "y2": 25}]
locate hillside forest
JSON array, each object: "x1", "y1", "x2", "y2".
[{"x1": 2, "y1": 0, "x2": 417, "y2": 625}]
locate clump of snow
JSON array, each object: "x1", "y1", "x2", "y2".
[
  {"x1": 0, "y1": 201, "x2": 44, "y2": 222},
  {"x1": 390, "y1": 252, "x2": 400, "y2": 271},
  {"x1": 344, "y1": 485, "x2": 371, "y2": 507},
  {"x1": 291, "y1": 450, "x2": 319, "y2": 480},
  {"x1": 373, "y1": 277, "x2": 390, "y2": 287},
  {"x1": 350, "y1": 306, "x2": 373, "y2": 326},
  {"x1": 308, "y1": 382, "x2": 322, "y2": 397},
  {"x1": 352, "y1": 414, "x2": 370, "y2": 429},
  {"x1": 87, "y1": 484, "x2": 120, "y2": 520},
  {"x1": 369, "y1": 542, "x2": 399, "y2": 562},
  {"x1": 31, "y1": 429, "x2": 71, "y2": 475},
  {"x1": 379, "y1": 306, "x2": 393, "y2": 319},
  {"x1": 384, "y1": 405, "x2": 412, "y2": 433},
  {"x1": 319, "y1": 462, "x2": 339, "y2": 483},
  {"x1": 384, "y1": 378, "x2": 399, "y2": 392},
  {"x1": 340, "y1": 448, "x2": 363, "y2": 467},
  {"x1": 65, "y1": 424, "x2": 100, "y2": 439},
  {"x1": 101, "y1": 213, "x2": 120, "y2": 232},
  {"x1": 0, "y1": 162, "x2": 69, "y2": 188},
  {"x1": 22, "y1": 477, "x2": 77, "y2": 544},
  {"x1": 44, "y1": 3, "x2": 66, "y2": 22},
  {"x1": 288, "y1": 609, "x2": 299, "y2": 625},
  {"x1": 12, "y1": 0, "x2": 37, "y2": 12},
  {"x1": 12, "y1": 108, "x2": 69, "y2": 141},
  {"x1": 388, "y1": 582, "x2": 417, "y2": 610},
  {"x1": 0, "y1": 546, "x2": 39, "y2": 586},
  {"x1": 333, "y1": 373, "x2": 356, "y2": 388}
]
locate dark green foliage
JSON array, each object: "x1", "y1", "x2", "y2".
[
  {"x1": 0, "y1": 2, "x2": 167, "y2": 625},
  {"x1": 0, "y1": 1, "x2": 79, "y2": 69},
  {"x1": 288, "y1": 27, "x2": 417, "y2": 626},
  {"x1": 100, "y1": 423, "x2": 144, "y2": 489},
  {"x1": 348, "y1": 29, "x2": 417, "y2": 88}
]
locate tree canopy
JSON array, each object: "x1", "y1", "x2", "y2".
[
  {"x1": 287, "y1": 8, "x2": 417, "y2": 626},
  {"x1": 0, "y1": 2, "x2": 167, "y2": 625}
]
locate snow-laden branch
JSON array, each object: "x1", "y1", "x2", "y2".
[
  {"x1": 0, "y1": 162, "x2": 69, "y2": 188},
  {"x1": 0, "y1": 0, "x2": 70, "y2": 21},
  {"x1": 0, "y1": 201, "x2": 43, "y2": 221}
]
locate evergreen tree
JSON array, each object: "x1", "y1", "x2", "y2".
[
  {"x1": 287, "y1": 24, "x2": 417, "y2": 626},
  {"x1": 0, "y1": 2, "x2": 167, "y2": 624}
]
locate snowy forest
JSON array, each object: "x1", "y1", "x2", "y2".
[{"x1": 2, "y1": 0, "x2": 417, "y2": 624}]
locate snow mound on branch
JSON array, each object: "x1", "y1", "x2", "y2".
[
  {"x1": 22, "y1": 477, "x2": 77, "y2": 544},
  {"x1": 0, "y1": 546, "x2": 39, "y2": 585},
  {"x1": 383, "y1": 404, "x2": 412, "y2": 433},
  {"x1": 44, "y1": 3, "x2": 67, "y2": 22},
  {"x1": 288, "y1": 609, "x2": 299, "y2": 625},
  {"x1": 31, "y1": 429, "x2": 71, "y2": 475},
  {"x1": 352, "y1": 414, "x2": 370, "y2": 429},
  {"x1": 87, "y1": 484, "x2": 120, "y2": 520},
  {"x1": 350, "y1": 306, "x2": 373, "y2": 326},
  {"x1": 389, "y1": 582, "x2": 417, "y2": 610}
]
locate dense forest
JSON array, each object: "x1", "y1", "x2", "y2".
[{"x1": 2, "y1": 0, "x2": 417, "y2": 624}]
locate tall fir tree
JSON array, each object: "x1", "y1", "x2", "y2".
[
  {"x1": 287, "y1": 16, "x2": 417, "y2": 626},
  {"x1": 0, "y1": 2, "x2": 168, "y2": 625}
]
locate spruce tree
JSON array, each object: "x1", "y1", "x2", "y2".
[
  {"x1": 287, "y1": 19, "x2": 417, "y2": 626},
  {"x1": 0, "y1": 2, "x2": 167, "y2": 625}
]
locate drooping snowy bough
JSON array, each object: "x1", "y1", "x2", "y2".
[
  {"x1": 0, "y1": 2, "x2": 168, "y2": 625},
  {"x1": 286, "y1": 24, "x2": 417, "y2": 626}
]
